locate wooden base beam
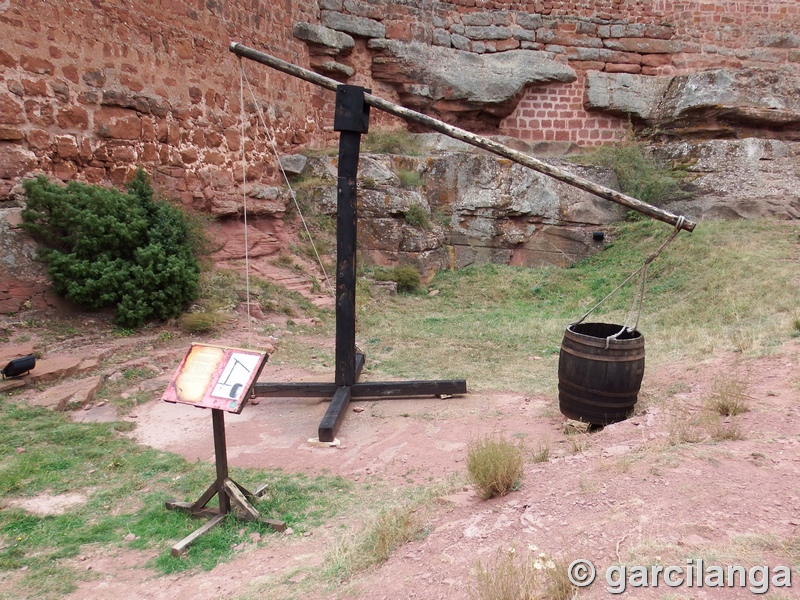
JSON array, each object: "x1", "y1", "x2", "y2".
[{"x1": 254, "y1": 379, "x2": 467, "y2": 398}]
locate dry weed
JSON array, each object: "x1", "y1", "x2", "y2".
[
  {"x1": 704, "y1": 375, "x2": 750, "y2": 417},
  {"x1": 530, "y1": 438, "x2": 551, "y2": 463},
  {"x1": 467, "y1": 433, "x2": 525, "y2": 499},
  {"x1": 471, "y1": 545, "x2": 575, "y2": 600}
]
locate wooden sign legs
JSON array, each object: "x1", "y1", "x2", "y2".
[{"x1": 165, "y1": 408, "x2": 285, "y2": 556}]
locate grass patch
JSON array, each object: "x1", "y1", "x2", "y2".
[
  {"x1": 0, "y1": 398, "x2": 353, "y2": 599},
  {"x1": 339, "y1": 219, "x2": 799, "y2": 394},
  {"x1": 667, "y1": 402, "x2": 746, "y2": 446},
  {"x1": 255, "y1": 277, "x2": 321, "y2": 317},
  {"x1": 177, "y1": 311, "x2": 228, "y2": 333},
  {"x1": 404, "y1": 202, "x2": 432, "y2": 229},
  {"x1": 320, "y1": 479, "x2": 457, "y2": 585},
  {"x1": 325, "y1": 503, "x2": 421, "y2": 580},
  {"x1": 362, "y1": 129, "x2": 422, "y2": 155},
  {"x1": 395, "y1": 169, "x2": 424, "y2": 188},
  {"x1": 466, "y1": 433, "x2": 525, "y2": 499}
]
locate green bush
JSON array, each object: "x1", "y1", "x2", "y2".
[
  {"x1": 374, "y1": 265, "x2": 421, "y2": 293},
  {"x1": 404, "y1": 202, "x2": 431, "y2": 229},
  {"x1": 21, "y1": 170, "x2": 200, "y2": 328},
  {"x1": 570, "y1": 142, "x2": 691, "y2": 207}
]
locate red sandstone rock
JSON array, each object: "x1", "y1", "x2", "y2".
[
  {"x1": 0, "y1": 95, "x2": 26, "y2": 124},
  {"x1": 0, "y1": 147, "x2": 37, "y2": 179},
  {"x1": 31, "y1": 375, "x2": 103, "y2": 411},
  {"x1": 604, "y1": 62, "x2": 642, "y2": 74},
  {"x1": 54, "y1": 135, "x2": 79, "y2": 159},
  {"x1": 641, "y1": 53, "x2": 673, "y2": 68},
  {"x1": 0, "y1": 49, "x2": 16, "y2": 68},
  {"x1": 21, "y1": 78, "x2": 48, "y2": 96},
  {"x1": 53, "y1": 160, "x2": 79, "y2": 180},
  {"x1": 0, "y1": 128, "x2": 25, "y2": 142},
  {"x1": 26, "y1": 129, "x2": 51, "y2": 151},
  {"x1": 603, "y1": 38, "x2": 681, "y2": 54},
  {"x1": 94, "y1": 107, "x2": 141, "y2": 140},
  {"x1": 24, "y1": 99, "x2": 56, "y2": 127},
  {"x1": 19, "y1": 55, "x2": 54, "y2": 74},
  {"x1": 61, "y1": 64, "x2": 79, "y2": 83}
]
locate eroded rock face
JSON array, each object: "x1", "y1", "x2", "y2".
[
  {"x1": 0, "y1": 208, "x2": 50, "y2": 313},
  {"x1": 301, "y1": 146, "x2": 621, "y2": 274},
  {"x1": 368, "y1": 39, "x2": 577, "y2": 131},
  {"x1": 657, "y1": 138, "x2": 800, "y2": 220},
  {"x1": 425, "y1": 153, "x2": 623, "y2": 268},
  {"x1": 586, "y1": 68, "x2": 800, "y2": 139}
]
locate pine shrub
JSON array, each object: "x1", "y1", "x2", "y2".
[{"x1": 21, "y1": 170, "x2": 200, "y2": 328}]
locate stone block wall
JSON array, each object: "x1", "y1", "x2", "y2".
[
  {"x1": 299, "y1": 0, "x2": 800, "y2": 145},
  {"x1": 0, "y1": 0, "x2": 321, "y2": 213},
  {"x1": 436, "y1": 1, "x2": 800, "y2": 143}
]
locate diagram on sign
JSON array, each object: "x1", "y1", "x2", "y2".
[{"x1": 211, "y1": 353, "x2": 261, "y2": 400}]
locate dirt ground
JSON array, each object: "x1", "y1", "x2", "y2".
[{"x1": 3, "y1": 318, "x2": 800, "y2": 600}]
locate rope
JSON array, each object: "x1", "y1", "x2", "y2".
[
  {"x1": 239, "y1": 65, "x2": 333, "y2": 295},
  {"x1": 238, "y1": 59, "x2": 253, "y2": 349},
  {"x1": 572, "y1": 216, "x2": 686, "y2": 348}
]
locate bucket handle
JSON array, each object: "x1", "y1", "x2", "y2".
[{"x1": 571, "y1": 217, "x2": 686, "y2": 348}]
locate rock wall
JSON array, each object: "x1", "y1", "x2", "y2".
[
  {"x1": 4, "y1": 0, "x2": 800, "y2": 200},
  {"x1": 2, "y1": 0, "x2": 800, "y2": 315},
  {"x1": 296, "y1": 139, "x2": 625, "y2": 275}
]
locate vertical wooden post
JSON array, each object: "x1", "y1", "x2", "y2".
[
  {"x1": 333, "y1": 85, "x2": 370, "y2": 387},
  {"x1": 211, "y1": 408, "x2": 230, "y2": 515}
]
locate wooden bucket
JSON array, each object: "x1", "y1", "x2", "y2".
[{"x1": 558, "y1": 322, "x2": 645, "y2": 425}]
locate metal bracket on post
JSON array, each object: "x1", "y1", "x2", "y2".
[{"x1": 334, "y1": 84, "x2": 371, "y2": 134}]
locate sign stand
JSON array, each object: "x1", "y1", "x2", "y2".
[{"x1": 162, "y1": 344, "x2": 285, "y2": 556}]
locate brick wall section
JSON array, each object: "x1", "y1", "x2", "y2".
[{"x1": 503, "y1": 75, "x2": 628, "y2": 145}]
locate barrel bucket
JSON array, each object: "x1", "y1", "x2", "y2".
[{"x1": 558, "y1": 322, "x2": 645, "y2": 425}]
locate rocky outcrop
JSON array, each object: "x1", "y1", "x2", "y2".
[
  {"x1": 586, "y1": 68, "x2": 800, "y2": 139},
  {"x1": 424, "y1": 152, "x2": 623, "y2": 268},
  {"x1": 297, "y1": 143, "x2": 622, "y2": 274},
  {"x1": 292, "y1": 22, "x2": 357, "y2": 80},
  {"x1": 0, "y1": 208, "x2": 50, "y2": 313},
  {"x1": 368, "y1": 40, "x2": 576, "y2": 131},
  {"x1": 656, "y1": 138, "x2": 800, "y2": 220}
]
